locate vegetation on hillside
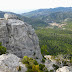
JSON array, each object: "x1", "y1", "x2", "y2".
[
  {"x1": 23, "y1": 7, "x2": 72, "y2": 23},
  {"x1": 63, "y1": 21, "x2": 72, "y2": 31},
  {"x1": 21, "y1": 17, "x2": 48, "y2": 29},
  {"x1": 36, "y1": 28, "x2": 72, "y2": 59}
]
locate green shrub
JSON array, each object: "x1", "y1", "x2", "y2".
[
  {"x1": 22, "y1": 56, "x2": 48, "y2": 72},
  {"x1": 49, "y1": 70, "x2": 54, "y2": 72},
  {"x1": 26, "y1": 69, "x2": 33, "y2": 72},
  {"x1": 39, "y1": 64, "x2": 45, "y2": 70},
  {"x1": 39, "y1": 64, "x2": 48, "y2": 72},
  {"x1": 34, "y1": 60, "x2": 38, "y2": 65},
  {"x1": 22, "y1": 56, "x2": 29, "y2": 64},
  {"x1": 18, "y1": 66, "x2": 21, "y2": 71},
  {"x1": 42, "y1": 59, "x2": 45, "y2": 63},
  {"x1": 0, "y1": 43, "x2": 6, "y2": 55},
  {"x1": 32, "y1": 65, "x2": 40, "y2": 72},
  {"x1": 53, "y1": 64, "x2": 59, "y2": 70}
]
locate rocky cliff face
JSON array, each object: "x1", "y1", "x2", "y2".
[
  {"x1": 0, "y1": 54, "x2": 27, "y2": 72},
  {"x1": 0, "y1": 13, "x2": 42, "y2": 62}
]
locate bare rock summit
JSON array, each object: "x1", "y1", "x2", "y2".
[
  {"x1": 0, "y1": 13, "x2": 42, "y2": 63},
  {"x1": 4, "y1": 13, "x2": 18, "y2": 20}
]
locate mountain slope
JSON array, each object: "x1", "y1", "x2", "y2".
[
  {"x1": 22, "y1": 7, "x2": 72, "y2": 23},
  {"x1": 0, "y1": 11, "x2": 48, "y2": 29}
]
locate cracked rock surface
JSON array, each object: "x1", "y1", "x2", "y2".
[
  {"x1": 0, "y1": 54, "x2": 27, "y2": 72},
  {"x1": 0, "y1": 14, "x2": 42, "y2": 63},
  {"x1": 56, "y1": 66, "x2": 72, "y2": 72}
]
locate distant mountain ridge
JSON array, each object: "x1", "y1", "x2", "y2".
[
  {"x1": 1, "y1": 7, "x2": 72, "y2": 29},
  {"x1": 22, "y1": 7, "x2": 72, "y2": 17},
  {"x1": 22, "y1": 7, "x2": 72, "y2": 23}
]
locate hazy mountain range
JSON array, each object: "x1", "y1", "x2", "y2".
[{"x1": 0, "y1": 7, "x2": 72, "y2": 29}]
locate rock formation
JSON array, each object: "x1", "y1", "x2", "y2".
[
  {"x1": 0, "y1": 13, "x2": 42, "y2": 63},
  {"x1": 0, "y1": 54, "x2": 27, "y2": 72},
  {"x1": 44, "y1": 55, "x2": 57, "y2": 71},
  {"x1": 56, "y1": 66, "x2": 72, "y2": 72},
  {"x1": 44, "y1": 55, "x2": 71, "y2": 72},
  {"x1": 4, "y1": 13, "x2": 18, "y2": 20}
]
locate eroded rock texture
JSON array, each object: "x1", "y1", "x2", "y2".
[
  {"x1": 0, "y1": 54, "x2": 27, "y2": 72},
  {"x1": 0, "y1": 14, "x2": 42, "y2": 63},
  {"x1": 56, "y1": 66, "x2": 72, "y2": 72}
]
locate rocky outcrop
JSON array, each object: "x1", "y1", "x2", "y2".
[
  {"x1": 4, "y1": 13, "x2": 18, "y2": 20},
  {"x1": 44, "y1": 55, "x2": 57, "y2": 71},
  {"x1": 0, "y1": 13, "x2": 42, "y2": 63},
  {"x1": 56, "y1": 66, "x2": 72, "y2": 72},
  {"x1": 0, "y1": 54, "x2": 27, "y2": 72}
]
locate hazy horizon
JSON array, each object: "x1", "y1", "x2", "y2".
[
  {"x1": 1, "y1": 7, "x2": 72, "y2": 14},
  {"x1": 0, "y1": 0, "x2": 72, "y2": 14}
]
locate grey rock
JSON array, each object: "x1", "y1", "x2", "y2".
[
  {"x1": 44, "y1": 55, "x2": 57, "y2": 71},
  {"x1": 56, "y1": 66, "x2": 72, "y2": 72},
  {"x1": 0, "y1": 14, "x2": 42, "y2": 63},
  {"x1": 0, "y1": 54, "x2": 27, "y2": 72},
  {"x1": 4, "y1": 13, "x2": 18, "y2": 20}
]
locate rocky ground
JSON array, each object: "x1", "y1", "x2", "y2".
[{"x1": 0, "y1": 54, "x2": 27, "y2": 72}]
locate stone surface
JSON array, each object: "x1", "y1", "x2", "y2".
[
  {"x1": 0, "y1": 54, "x2": 27, "y2": 72},
  {"x1": 4, "y1": 13, "x2": 18, "y2": 20},
  {"x1": 56, "y1": 66, "x2": 72, "y2": 72},
  {"x1": 44, "y1": 55, "x2": 57, "y2": 71},
  {"x1": 44, "y1": 55, "x2": 71, "y2": 71},
  {"x1": 0, "y1": 14, "x2": 42, "y2": 63}
]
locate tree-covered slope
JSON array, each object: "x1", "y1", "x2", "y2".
[
  {"x1": 22, "y1": 7, "x2": 72, "y2": 17},
  {"x1": 36, "y1": 28, "x2": 72, "y2": 56},
  {"x1": 22, "y1": 7, "x2": 72, "y2": 23}
]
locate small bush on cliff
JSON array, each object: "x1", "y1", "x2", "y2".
[
  {"x1": 53, "y1": 64, "x2": 59, "y2": 70},
  {"x1": 39, "y1": 64, "x2": 48, "y2": 72},
  {"x1": 22, "y1": 56, "x2": 48, "y2": 72},
  {"x1": 41, "y1": 58, "x2": 45, "y2": 63},
  {"x1": 0, "y1": 43, "x2": 6, "y2": 55}
]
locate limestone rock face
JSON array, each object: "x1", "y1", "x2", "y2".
[
  {"x1": 0, "y1": 54, "x2": 27, "y2": 72},
  {"x1": 56, "y1": 66, "x2": 72, "y2": 72},
  {"x1": 0, "y1": 14, "x2": 42, "y2": 63},
  {"x1": 44, "y1": 55, "x2": 57, "y2": 71},
  {"x1": 4, "y1": 13, "x2": 18, "y2": 20}
]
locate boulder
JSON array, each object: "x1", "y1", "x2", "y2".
[
  {"x1": 56, "y1": 66, "x2": 72, "y2": 72},
  {"x1": 4, "y1": 13, "x2": 18, "y2": 20},
  {"x1": 0, "y1": 54, "x2": 27, "y2": 72},
  {"x1": 0, "y1": 14, "x2": 42, "y2": 63}
]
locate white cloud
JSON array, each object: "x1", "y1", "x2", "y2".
[{"x1": 0, "y1": 0, "x2": 72, "y2": 13}]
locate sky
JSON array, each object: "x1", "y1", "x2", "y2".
[{"x1": 0, "y1": 0, "x2": 72, "y2": 14}]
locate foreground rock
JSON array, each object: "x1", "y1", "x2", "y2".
[
  {"x1": 0, "y1": 54, "x2": 27, "y2": 72},
  {"x1": 44, "y1": 55, "x2": 57, "y2": 71},
  {"x1": 44, "y1": 55, "x2": 71, "y2": 72},
  {"x1": 0, "y1": 13, "x2": 42, "y2": 63},
  {"x1": 56, "y1": 66, "x2": 72, "y2": 72},
  {"x1": 4, "y1": 13, "x2": 18, "y2": 20}
]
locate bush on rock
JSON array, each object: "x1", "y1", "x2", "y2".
[
  {"x1": 22, "y1": 56, "x2": 48, "y2": 72},
  {"x1": 0, "y1": 43, "x2": 6, "y2": 55}
]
